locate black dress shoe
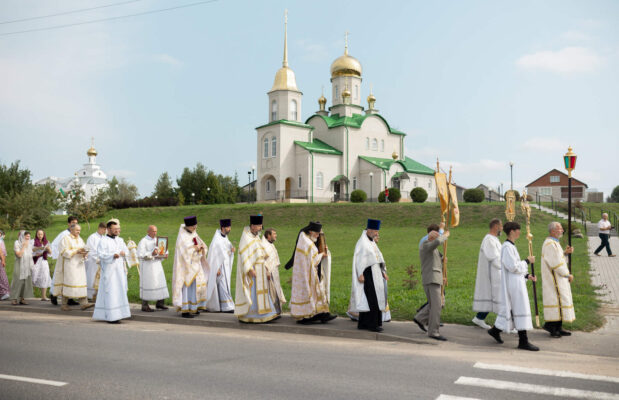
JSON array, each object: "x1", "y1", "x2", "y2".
[
  {"x1": 155, "y1": 303, "x2": 169, "y2": 310},
  {"x1": 107, "y1": 320, "x2": 120, "y2": 324},
  {"x1": 50, "y1": 295, "x2": 58, "y2": 305},
  {"x1": 181, "y1": 313, "x2": 194, "y2": 319},
  {"x1": 429, "y1": 335, "x2": 447, "y2": 341},
  {"x1": 559, "y1": 330, "x2": 572, "y2": 336},
  {"x1": 297, "y1": 318, "x2": 313, "y2": 325},
  {"x1": 488, "y1": 327, "x2": 504, "y2": 344},
  {"x1": 518, "y1": 342, "x2": 540, "y2": 351},
  {"x1": 68, "y1": 298, "x2": 79, "y2": 306},
  {"x1": 550, "y1": 331, "x2": 561, "y2": 338},
  {"x1": 141, "y1": 307, "x2": 154, "y2": 312},
  {"x1": 371, "y1": 327, "x2": 384, "y2": 332},
  {"x1": 413, "y1": 318, "x2": 427, "y2": 332},
  {"x1": 194, "y1": 311, "x2": 200, "y2": 316},
  {"x1": 222, "y1": 310, "x2": 234, "y2": 313},
  {"x1": 320, "y1": 313, "x2": 337, "y2": 323}
]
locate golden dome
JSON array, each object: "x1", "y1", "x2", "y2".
[
  {"x1": 318, "y1": 94, "x2": 327, "y2": 105},
  {"x1": 270, "y1": 66, "x2": 299, "y2": 92},
  {"x1": 367, "y1": 92, "x2": 376, "y2": 103},
  {"x1": 342, "y1": 88, "x2": 351, "y2": 98},
  {"x1": 330, "y1": 53, "x2": 362, "y2": 78},
  {"x1": 87, "y1": 146, "x2": 97, "y2": 157},
  {"x1": 392, "y1": 151, "x2": 398, "y2": 160}
]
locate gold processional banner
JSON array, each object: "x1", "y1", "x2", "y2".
[
  {"x1": 435, "y1": 172, "x2": 449, "y2": 215},
  {"x1": 448, "y1": 183, "x2": 460, "y2": 227}
]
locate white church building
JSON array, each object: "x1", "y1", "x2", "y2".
[
  {"x1": 256, "y1": 18, "x2": 436, "y2": 203},
  {"x1": 35, "y1": 141, "x2": 109, "y2": 201}
]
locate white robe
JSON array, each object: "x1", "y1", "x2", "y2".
[
  {"x1": 171, "y1": 225, "x2": 208, "y2": 312},
  {"x1": 261, "y1": 236, "x2": 286, "y2": 311},
  {"x1": 350, "y1": 231, "x2": 387, "y2": 313},
  {"x1": 92, "y1": 236, "x2": 131, "y2": 322},
  {"x1": 541, "y1": 237, "x2": 575, "y2": 323},
  {"x1": 50, "y1": 229, "x2": 71, "y2": 295},
  {"x1": 205, "y1": 230, "x2": 235, "y2": 312},
  {"x1": 472, "y1": 234, "x2": 502, "y2": 313},
  {"x1": 495, "y1": 241, "x2": 533, "y2": 332},
  {"x1": 85, "y1": 232, "x2": 104, "y2": 299},
  {"x1": 52, "y1": 235, "x2": 88, "y2": 299},
  {"x1": 137, "y1": 235, "x2": 170, "y2": 301}
]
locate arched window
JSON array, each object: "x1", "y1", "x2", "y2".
[
  {"x1": 266, "y1": 180, "x2": 271, "y2": 192},
  {"x1": 371, "y1": 138, "x2": 378, "y2": 151},
  {"x1": 428, "y1": 180, "x2": 432, "y2": 189},
  {"x1": 365, "y1": 137, "x2": 370, "y2": 150},
  {"x1": 355, "y1": 85, "x2": 359, "y2": 100},
  {"x1": 335, "y1": 86, "x2": 339, "y2": 100},
  {"x1": 381, "y1": 139, "x2": 385, "y2": 152},
  {"x1": 263, "y1": 137, "x2": 269, "y2": 158},
  {"x1": 290, "y1": 99, "x2": 298, "y2": 121},
  {"x1": 414, "y1": 178, "x2": 418, "y2": 188},
  {"x1": 353, "y1": 177, "x2": 357, "y2": 190},
  {"x1": 298, "y1": 175, "x2": 302, "y2": 189},
  {"x1": 271, "y1": 136, "x2": 277, "y2": 157},
  {"x1": 271, "y1": 100, "x2": 277, "y2": 121},
  {"x1": 316, "y1": 172, "x2": 324, "y2": 189}
]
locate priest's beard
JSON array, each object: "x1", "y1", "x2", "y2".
[{"x1": 311, "y1": 236, "x2": 318, "y2": 243}]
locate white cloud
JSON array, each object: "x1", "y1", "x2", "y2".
[
  {"x1": 517, "y1": 46, "x2": 603, "y2": 73},
  {"x1": 152, "y1": 53, "x2": 183, "y2": 67},
  {"x1": 522, "y1": 137, "x2": 565, "y2": 152}
]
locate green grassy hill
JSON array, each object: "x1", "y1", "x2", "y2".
[{"x1": 3, "y1": 202, "x2": 602, "y2": 330}]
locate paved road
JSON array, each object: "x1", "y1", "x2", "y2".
[{"x1": 1, "y1": 312, "x2": 618, "y2": 400}]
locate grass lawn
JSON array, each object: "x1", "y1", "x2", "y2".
[
  {"x1": 581, "y1": 202, "x2": 619, "y2": 222},
  {"x1": 3, "y1": 202, "x2": 603, "y2": 331}
]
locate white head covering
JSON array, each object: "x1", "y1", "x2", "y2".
[{"x1": 16, "y1": 230, "x2": 33, "y2": 279}]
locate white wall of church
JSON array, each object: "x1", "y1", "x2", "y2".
[
  {"x1": 268, "y1": 90, "x2": 303, "y2": 122},
  {"x1": 312, "y1": 153, "x2": 341, "y2": 203}
]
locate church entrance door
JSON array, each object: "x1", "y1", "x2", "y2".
[
  {"x1": 333, "y1": 181, "x2": 341, "y2": 202},
  {"x1": 285, "y1": 178, "x2": 291, "y2": 199}
]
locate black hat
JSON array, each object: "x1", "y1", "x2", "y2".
[
  {"x1": 308, "y1": 221, "x2": 322, "y2": 233},
  {"x1": 250, "y1": 215, "x2": 263, "y2": 225},
  {"x1": 219, "y1": 219, "x2": 231, "y2": 228},
  {"x1": 366, "y1": 219, "x2": 381, "y2": 230},
  {"x1": 184, "y1": 216, "x2": 197, "y2": 227}
]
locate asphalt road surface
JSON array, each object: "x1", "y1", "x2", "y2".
[{"x1": 1, "y1": 312, "x2": 618, "y2": 400}]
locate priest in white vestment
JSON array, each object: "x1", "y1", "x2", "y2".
[
  {"x1": 53, "y1": 224, "x2": 94, "y2": 311},
  {"x1": 49, "y1": 215, "x2": 78, "y2": 305},
  {"x1": 261, "y1": 228, "x2": 286, "y2": 314},
  {"x1": 472, "y1": 218, "x2": 503, "y2": 330},
  {"x1": 488, "y1": 221, "x2": 539, "y2": 351},
  {"x1": 138, "y1": 225, "x2": 170, "y2": 312},
  {"x1": 92, "y1": 219, "x2": 131, "y2": 323},
  {"x1": 234, "y1": 215, "x2": 278, "y2": 323},
  {"x1": 350, "y1": 219, "x2": 388, "y2": 332},
  {"x1": 290, "y1": 221, "x2": 336, "y2": 324},
  {"x1": 205, "y1": 219, "x2": 235, "y2": 312},
  {"x1": 85, "y1": 222, "x2": 106, "y2": 301},
  {"x1": 171, "y1": 216, "x2": 208, "y2": 318},
  {"x1": 541, "y1": 222, "x2": 575, "y2": 337}
]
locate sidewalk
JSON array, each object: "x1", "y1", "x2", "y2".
[
  {"x1": 1, "y1": 298, "x2": 617, "y2": 358},
  {"x1": 588, "y1": 236, "x2": 619, "y2": 333}
]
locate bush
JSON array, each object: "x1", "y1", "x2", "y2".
[
  {"x1": 611, "y1": 185, "x2": 619, "y2": 203},
  {"x1": 410, "y1": 187, "x2": 428, "y2": 203},
  {"x1": 463, "y1": 188, "x2": 485, "y2": 203},
  {"x1": 378, "y1": 191, "x2": 386, "y2": 202},
  {"x1": 350, "y1": 189, "x2": 367, "y2": 203},
  {"x1": 378, "y1": 187, "x2": 401, "y2": 203}
]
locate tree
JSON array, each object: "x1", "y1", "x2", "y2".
[
  {"x1": 204, "y1": 172, "x2": 222, "y2": 204},
  {"x1": 463, "y1": 188, "x2": 485, "y2": 203},
  {"x1": 65, "y1": 182, "x2": 107, "y2": 229},
  {"x1": 105, "y1": 176, "x2": 139, "y2": 202},
  {"x1": 153, "y1": 172, "x2": 175, "y2": 199},
  {"x1": 350, "y1": 189, "x2": 367, "y2": 203},
  {"x1": 410, "y1": 187, "x2": 428, "y2": 203},
  {"x1": 611, "y1": 185, "x2": 619, "y2": 203},
  {"x1": 0, "y1": 160, "x2": 32, "y2": 195}
]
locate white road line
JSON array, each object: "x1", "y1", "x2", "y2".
[
  {"x1": 436, "y1": 395, "x2": 482, "y2": 400},
  {"x1": 0, "y1": 373, "x2": 68, "y2": 387},
  {"x1": 456, "y1": 376, "x2": 619, "y2": 400},
  {"x1": 474, "y1": 362, "x2": 619, "y2": 384}
]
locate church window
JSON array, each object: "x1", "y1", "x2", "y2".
[
  {"x1": 290, "y1": 100, "x2": 298, "y2": 121},
  {"x1": 271, "y1": 136, "x2": 277, "y2": 157},
  {"x1": 353, "y1": 177, "x2": 357, "y2": 190},
  {"x1": 355, "y1": 85, "x2": 359, "y2": 100},
  {"x1": 298, "y1": 175, "x2": 302, "y2": 189},
  {"x1": 365, "y1": 137, "x2": 369, "y2": 150},
  {"x1": 414, "y1": 178, "x2": 418, "y2": 188},
  {"x1": 381, "y1": 140, "x2": 385, "y2": 152},
  {"x1": 316, "y1": 172, "x2": 324, "y2": 189},
  {"x1": 83, "y1": 171, "x2": 86, "y2": 175},
  {"x1": 266, "y1": 180, "x2": 271, "y2": 192},
  {"x1": 271, "y1": 100, "x2": 278, "y2": 121},
  {"x1": 371, "y1": 138, "x2": 378, "y2": 151},
  {"x1": 335, "y1": 86, "x2": 339, "y2": 100},
  {"x1": 263, "y1": 137, "x2": 269, "y2": 158},
  {"x1": 428, "y1": 180, "x2": 432, "y2": 190}
]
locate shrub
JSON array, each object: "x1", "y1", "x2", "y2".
[
  {"x1": 350, "y1": 189, "x2": 367, "y2": 203},
  {"x1": 463, "y1": 188, "x2": 484, "y2": 203},
  {"x1": 410, "y1": 187, "x2": 428, "y2": 203},
  {"x1": 611, "y1": 185, "x2": 619, "y2": 203},
  {"x1": 377, "y1": 187, "x2": 401, "y2": 203},
  {"x1": 378, "y1": 191, "x2": 386, "y2": 203}
]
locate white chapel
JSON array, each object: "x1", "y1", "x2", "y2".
[{"x1": 256, "y1": 16, "x2": 437, "y2": 203}]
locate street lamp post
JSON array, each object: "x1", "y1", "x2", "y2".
[
  {"x1": 369, "y1": 172, "x2": 374, "y2": 202},
  {"x1": 251, "y1": 165, "x2": 256, "y2": 203},
  {"x1": 564, "y1": 146, "x2": 577, "y2": 273},
  {"x1": 509, "y1": 162, "x2": 514, "y2": 191},
  {"x1": 247, "y1": 171, "x2": 251, "y2": 204},
  {"x1": 206, "y1": 187, "x2": 210, "y2": 205},
  {"x1": 191, "y1": 192, "x2": 195, "y2": 205}
]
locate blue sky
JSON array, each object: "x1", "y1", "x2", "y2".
[{"x1": 1, "y1": 0, "x2": 617, "y2": 197}]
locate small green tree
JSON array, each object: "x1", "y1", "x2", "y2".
[
  {"x1": 410, "y1": 187, "x2": 428, "y2": 203},
  {"x1": 611, "y1": 185, "x2": 619, "y2": 203},
  {"x1": 463, "y1": 188, "x2": 485, "y2": 203},
  {"x1": 153, "y1": 172, "x2": 175, "y2": 199},
  {"x1": 350, "y1": 189, "x2": 367, "y2": 203}
]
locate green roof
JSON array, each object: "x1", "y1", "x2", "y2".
[
  {"x1": 294, "y1": 139, "x2": 343, "y2": 155},
  {"x1": 392, "y1": 171, "x2": 407, "y2": 179},
  {"x1": 306, "y1": 113, "x2": 406, "y2": 136},
  {"x1": 330, "y1": 174, "x2": 349, "y2": 182},
  {"x1": 256, "y1": 119, "x2": 313, "y2": 130},
  {"x1": 359, "y1": 156, "x2": 434, "y2": 176}
]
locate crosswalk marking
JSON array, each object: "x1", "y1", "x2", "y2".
[
  {"x1": 455, "y1": 376, "x2": 619, "y2": 400},
  {"x1": 0, "y1": 373, "x2": 68, "y2": 387},
  {"x1": 474, "y1": 362, "x2": 619, "y2": 384},
  {"x1": 435, "y1": 395, "x2": 481, "y2": 400}
]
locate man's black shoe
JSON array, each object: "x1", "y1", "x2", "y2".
[
  {"x1": 107, "y1": 320, "x2": 120, "y2": 324},
  {"x1": 50, "y1": 295, "x2": 58, "y2": 305},
  {"x1": 297, "y1": 318, "x2": 313, "y2": 325},
  {"x1": 429, "y1": 335, "x2": 447, "y2": 341},
  {"x1": 488, "y1": 327, "x2": 504, "y2": 344},
  {"x1": 413, "y1": 318, "x2": 427, "y2": 332},
  {"x1": 518, "y1": 342, "x2": 540, "y2": 351},
  {"x1": 371, "y1": 327, "x2": 384, "y2": 332},
  {"x1": 68, "y1": 298, "x2": 79, "y2": 306},
  {"x1": 559, "y1": 330, "x2": 572, "y2": 336},
  {"x1": 320, "y1": 313, "x2": 337, "y2": 323},
  {"x1": 181, "y1": 313, "x2": 194, "y2": 319}
]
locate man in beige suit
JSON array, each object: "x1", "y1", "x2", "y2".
[{"x1": 413, "y1": 223, "x2": 449, "y2": 341}]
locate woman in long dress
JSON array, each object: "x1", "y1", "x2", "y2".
[
  {"x1": 31, "y1": 229, "x2": 52, "y2": 301},
  {"x1": 0, "y1": 230, "x2": 10, "y2": 301},
  {"x1": 10, "y1": 230, "x2": 34, "y2": 305}
]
